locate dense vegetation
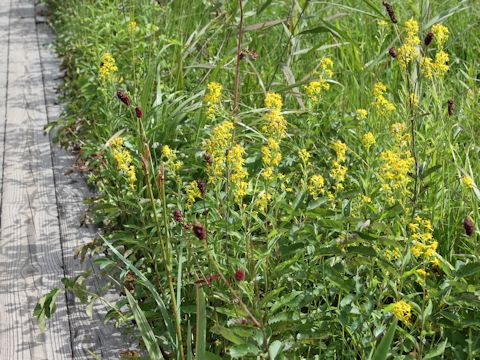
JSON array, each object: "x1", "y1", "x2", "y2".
[{"x1": 36, "y1": 0, "x2": 480, "y2": 358}]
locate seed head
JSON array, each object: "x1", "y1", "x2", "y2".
[
  {"x1": 424, "y1": 32, "x2": 434, "y2": 46},
  {"x1": 116, "y1": 91, "x2": 132, "y2": 106},
  {"x1": 464, "y1": 217, "x2": 474, "y2": 237},
  {"x1": 388, "y1": 47, "x2": 398, "y2": 58},
  {"x1": 203, "y1": 152, "x2": 213, "y2": 165},
  {"x1": 193, "y1": 221, "x2": 207, "y2": 240},
  {"x1": 173, "y1": 209, "x2": 184, "y2": 223},
  {"x1": 135, "y1": 106, "x2": 143, "y2": 119},
  {"x1": 196, "y1": 180, "x2": 207, "y2": 197},
  {"x1": 382, "y1": 1, "x2": 397, "y2": 24},
  {"x1": 447, "y1": 99, "x2": 454, "y2": 116},
  {"x1": 235, "y1": 269, "x2": 245, "y2": 282}
]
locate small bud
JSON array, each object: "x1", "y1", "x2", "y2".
[
  {"x1": 447, "y1": 99, "x2": 454, "y2": 116},
  {"x1": 388, "y1": 47, "x2": 398, "y2": 58},
  {"x1": 464, "y1": 217, "x2": 474, "y2": 237},
  {"x1": 424, "y1": 32, "x2": 434, "y2": 46},
  {"x1": 193, "y1": 221, "x2": 207, "y2": 240},
  {"x1": 196, "y1": 180, "x2": 207, "y2": 197},
  {"x1": 382, "y1": 1, "x2": 397, "y2": 24},
  {"x1": 135, "y1": 106, "x2": 143, "y2": 119},
  {"x1": 173, "y1": 209, "x2": 184, "y2": 223},
  {"x1": 235, "y1": 269, "x2": 245, "y2": 282},
  {"x1": 116, "y1": 91, "x2": 132, "y2": 106}
]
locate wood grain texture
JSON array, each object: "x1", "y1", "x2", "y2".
[
  {"x1": 0, "y1": 0, "x2": 72, "y2": 359},
  {"x1": 35, "y1": 4, "x2": 132, "y2": 360}
]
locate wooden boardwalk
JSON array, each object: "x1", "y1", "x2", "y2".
[{"x1": 0, "y1": 0, "x2": 127, "y2": 358}]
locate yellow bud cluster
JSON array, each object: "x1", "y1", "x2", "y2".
[
  {"x1": 372, "y1": 82, "x2": 396, "y2": 115},
  {"x1": 99, "y1": 53, "x2": 118, "y2": 80},
  {"x1": 204, "y1": 82, "x2": 223, "y2": 119},
  {"x1": 111, "y1": 137, "x2": 136, "y2": 190}
]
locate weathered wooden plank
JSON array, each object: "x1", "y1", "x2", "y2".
[
  {"x1": 35, "y1": 6, "x2": 132, "y2": 359},
  {"x1": 0, "y1": 0, "x2": 72, "y2": 358}
]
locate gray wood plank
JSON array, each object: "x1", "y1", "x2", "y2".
[
  {"x1": 0, "y1": 0, "x2": 72, "y2": 358},
  {"x1": 35, "y1": 5, "x2": 133, "y2": 360}
]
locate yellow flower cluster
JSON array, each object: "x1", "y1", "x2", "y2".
[
  {"x1": 298, "y1": 148, "x2": 312, "y2": 164},
  {"x1": 379, "y1": 149, "x2": 414, "y2": 203},
  {"x1": 392, "y1": 300, "x2": 412, "y2": 324},
  {"x1": 256, "y1": 191, "x2": 272, "y2": 212},
  {"x1": 161, "y1": 145, "x2": 183, "y2": 175},
  {"x1": 410, "y1": 216, "x2": 439, "y2": 266},
  {"x1": 330, "y1": 140, "x2": 348, "y2": 191},
  {"x1": 263, "y1": 92, "x2": 287, "y2": 139},
  {"x1": 355, "y1": 108, "x2": 368, "y2": 120},
  {"x1": 416, "y1": 268, "x2": 428, "y2": 285},
  {"x1": 185, "y1": 181, "x2": 202, "y2": 209},
  {"x1": 227, "y1": 144, "x2": 249, "y2": 202},
  {"x1": 204, "y1": 82, "x2": 222, "y2": 119},
  {"x1": 432, "y1": 24, "x2": 449, "y2": 48},
  {"x1": 421, "y1": 24, "x2": 450, "y2": 78},
  {"x1": 111, "y1": 137, "x2": 136, "y2": 190},
  {"x1": 128, "y1": 20, "x2": 137, "y2": 33},
  {"x1": 462, "y1": 175, "x2": 475, "y2": 189},
  {"x1": 398, "y1": 19, "x2": 420, "y2": 69},
  {"x1": 204, "y1": 120, "x2": 234, "y2": 177},
  {"x1": 304, "y1": 58, "x2": 334, "y2": 104},
  {"x1": 372, "y1": 82, "x2": 396, "y2": 115},
  {"x1": 99, "y1": 53, "x2": 118, "y2": 80},
  {"x1": 308, "y1": 175, "x2": 325, "y2": 199},
  {"x1": 262, "y1": 93, "x2": 286, "y2": 180},
  {"x1": 362, "y1": 132, "x2": 376, "y2": 150},
  {"x1": 390, "y1": 122, "x2": 410, "y2": 147}
]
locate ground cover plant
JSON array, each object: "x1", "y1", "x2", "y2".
[{"x1": 36, "y1": 0, "x2": 480, "y2": 358}]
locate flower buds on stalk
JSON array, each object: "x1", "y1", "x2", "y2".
[
  {"x1": 464, "y1": 217, "x2": 474, "y2": 237},
  {"x1": 193, "y1": 221, "x2": 207, "y2": 240},
  {"x1": 447, "y1": 99, "x2": 455, "y2": 116},
  {"x1": 116, "y1": 91, "x2": 132, "y2": 106},
  {"x1": 382, "y1": 1, "x2": 397, "y2": 24},
  {"x1": 388, "y1": 47, "x2": 398, "y2": 58},
  {"x1": 424, "y1": 32, "x2": 434, "y2": 46},
  {"x1": 135, "y1": 106, "x2": 143, "y2": 119}
]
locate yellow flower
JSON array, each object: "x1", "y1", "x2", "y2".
[
  {"x1": 204, "y1": 120, "x2": 234, "y2": 177},
  {"x1": 362, "y1": 132, "x2": 376, "y2": 150},
  {"x1": 372, "y1": 82, "x2": 396, "y2": 115},
  {"x1": 320, "y1": 57, "x2": 334, "y2": 77},
  {"x1": 162, "y1": 145, "x2": 174, "y2": 159},
  {"x1": 421, "y1": 57, "x2": 434, "y2": 79},
  {"x1": 360, "y1": 195, "x2": 372, "y2": 204},
  {"x1": 432, "y1": 24, "x2": 449, "y2": 48},
  {"x1": 433, "y1": 50, "x2": 449, "y2": 76},
  {"x1": 204, "y1": 82, "x2": 222, "y2": 119},
  {"x1": 110, "y1": 138, "x2": 136, "y2": 190},
  {"x1": 128, "y1": 20, "x2": 137, "y2": 33},
  {"x1": 227, "y1": 144, "x2": 249, "y2": 202},
  {"x1": 410, "y1": 93, "x2": 419, "y2": 107},
  {"x1": 308, "y1": 175, "x2": 325, "y2": 199},
  {"x1": 185, "y1": 181, "x2": 201, "y2": 209},
  {"x1": 355, "y1": 109, "x2": 368, "y2": 120},
  {"x1": 462, "y1": 175, "x2": 475, "y2": 189},
  {"x1": 99, "y1": 53, "x2": 118, "y2": 80},
  {"x1": 332, "y1": 140, "x2": 347, "y2": 163},
  {"x1": 262, "y1": 166, "x2": 274, "y2": 180},
  {"x1": 304, "y1": 80, "x2": 329, "y2": 103},
  {"x1": 265, "y1": 92, "x2": 283, "y2": 111},
  {"x1": 298, "y1": 148, "x2": 312, "y2": 163},
  {"x1": 392, "y1": 300, "x2": 412, "y2": 323},
  {"x1": 378, "y1": 20, "x2": 388, "y2": 28},
  {"x1": 397, "y1": 19, "x2": 420, "y2": 69},
  {"x1": 256, "y1": 192, "x2": 272, "y2": 211}
]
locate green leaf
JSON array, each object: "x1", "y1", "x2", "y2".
[
  {"x1": 371, "y1": 319, "x2": 398, "y2": 360},
  {"x1": 205, "y1": 352, "x2": 223, "y2": 360},
  {"x1": 211, "y1": 325, "x2": 244, "y2": 345},
  {"x1": 230, "y1": 344, "x2": 259, "y2": 358},
  {"x1": 269, "y1": 340, "x2": 283, "y2": 360},
  {"x1": 33, "y1": 288, "x2": 61, "y2": 332},
  {"x1": 125, "y1": 289, "x2": 164, "y2": 360},
  {"x1": 424, "y1": 339, "x2": 448, "y2": 359},
  {"x1": 456, "y1": 262, "x2": 480, "y2": 278},
  {"x1": 195, "y1": 286, "x2": 206, "y2": 359}
]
